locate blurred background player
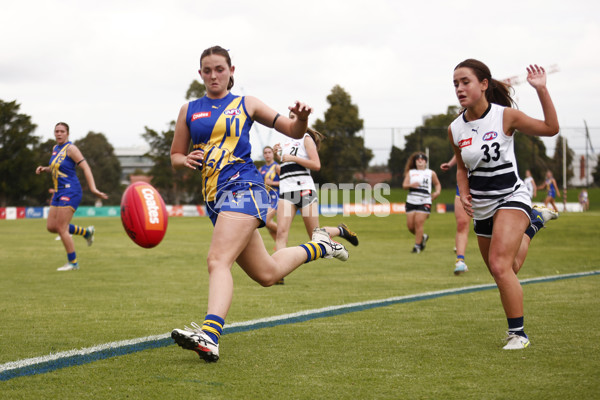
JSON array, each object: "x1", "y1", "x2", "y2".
[
  {"x1": 538, "y1": 169, "x2": 560, "y2": 212},
  {"x1": 403, "y1": 152, "x2": 441, "y2": 254},
  {"x1": 35, "y1": 122, "x2": 108, "y2": 271},
  {"x1": 259, "y1": 145, "x2": 280, "y2": 242},
  {"x1": 579, "y1": 188, "x2": 589, "y2": 211},
  {"x1": 440, "y1": 155, "x2": 470, "y2": 274},
  {"x1": 523, "y1": 169, "x2": 537, "y2": 200}
]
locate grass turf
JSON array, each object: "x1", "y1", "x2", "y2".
[{"x1": 1, "y1": 205, "x2": 599, "y2": 399}]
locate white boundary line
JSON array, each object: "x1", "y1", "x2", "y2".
[{"x1": 1, "y1": 270, "x2": 598, "y2": 376}]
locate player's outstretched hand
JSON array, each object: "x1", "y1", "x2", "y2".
[
  {"x1": 526, "y1": 64, "x2": 547, "y2": 89},
  {"x1": 288, "y1": 101, "x2": 312, "y2": 121}
]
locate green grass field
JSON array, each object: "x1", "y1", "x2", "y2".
[{"x1": 1, "y1": 204, "x2": 599, "y2": 399}]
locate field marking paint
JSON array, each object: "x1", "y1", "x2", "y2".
[{"x1": 1, "y1": 270, "x2": 598, "y2": 381}]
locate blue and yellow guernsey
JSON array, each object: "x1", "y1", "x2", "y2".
[
  {"x1": 49, "y1": 142, "x2": 81, "y2": 192},
  {"x1": 186, "y1": 93, "x2": 263, "y2": 202}
]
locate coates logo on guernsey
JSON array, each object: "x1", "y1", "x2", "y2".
[
  {"x1": 483, "y1": 131, "x2": 498, "y2": 141},
  {"x1": 458, "y1": 138, "x2": 472, "y2": 148},
  {"x1": 136, "y1": 186, "x2": 165, "y2": 230},
  {"x1": 192, "y1": 112, "x2": 211, "y2": 121}
]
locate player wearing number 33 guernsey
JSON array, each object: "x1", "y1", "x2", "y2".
[
  {"x1": 449, "y1": 59, "x2": 559, "y2": 351},
  {"x1": 450, "y1": 103, "x2": 531, "y2": 220}
]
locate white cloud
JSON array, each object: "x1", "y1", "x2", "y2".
[{"x1": 1, "y1": 0, "x2": 599, "y2": 164}]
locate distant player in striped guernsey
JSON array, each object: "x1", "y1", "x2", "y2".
[
  {"x1": 272, "y1": 115, "x2": 359, "y2": 274},
  {"x1": 35, "y1": 122, "x2": 108, "y2": 271},
  {"x1": 402, "y1": 152, "x2": 441, "y2": 254},
  {"x1": 449, "y1": 59, "x2": 559, "y2": 350},
  {"x1": 169, "y1": 46, "x2": 349, "y2": 363}
]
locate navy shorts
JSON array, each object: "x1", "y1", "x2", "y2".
[
  {"x1": 405, "y1": 202, "x2": 431, "y2": 214},
  {"x1": 51, "y1": 189, "x2": 82, "y2": 211},
  {"x1": 205, "y1": 181, "x2": 270, "y2": 227},
  {"x1": 473, "y1": 201, "x2": 532, "y2": 237},
  {"x1": 280, "y1": 189, "x2": 318, "y2": 209}
]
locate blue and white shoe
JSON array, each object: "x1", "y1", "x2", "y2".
[
  {"x1": 503, "y1": 333, "x2": 530, "y2": 350},
  {"x1": 453, "y1": 259, "x2": 468, "y2": 275}
]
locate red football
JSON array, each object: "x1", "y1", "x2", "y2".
[{"x1": 120, "y1": 182, "x2": 168, "y2": 248}]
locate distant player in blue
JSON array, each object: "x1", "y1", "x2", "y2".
[
  {"x1": 258, "y1": 145, "x2": 280, "y2": 241},
  {"x1": 538, "y1": 169, "x2": 560, "y2": 212},
  {"x1": 169, "y1": 45, "x2": 349, "y2": 363},
  {"x1": 35, "y1": 122, "x2": 107, "y2": 271}
]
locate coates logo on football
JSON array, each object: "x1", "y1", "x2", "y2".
[
  {"x1": 224, "y1": 109, "x2": 241, "y2": 116},
  {"x1": 192, "y1": 112, "x2": 210, "y2": 121},
  {"x1": 136, "y1": 186, "x2": 165, "y2": 230},
  {"x1": 483, "y1": 131, "x2": 498, "y2": 141},
  {"x1": 458, "y1": 138, "x2": 472, "y2": 148}
]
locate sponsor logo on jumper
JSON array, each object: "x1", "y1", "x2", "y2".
[
  {"x1": 483, "y1": 131, "x2": 498, "y2": 141},
  {"x1": 192, "y1": 112, "x2": 211, "y2": 121},
  {"x1": 458, "y1": 138, "x2": 472, "y2": 148}
]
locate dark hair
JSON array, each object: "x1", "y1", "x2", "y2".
[
  {"x1": 55, "y1": 122, "x2": 70, "y2": 134},
  {"x1": 200, "y1": 45, "x2": 234, "y2": 90},
  {"x1": 263, "y1": 146, "x2": 273, "y2": 152},
  {"x1": 403, "y1": 152, "x2": 427, "y2": 177},
  {"x1": 454, "y1": 59, "x2": 516, "y2": 109}
]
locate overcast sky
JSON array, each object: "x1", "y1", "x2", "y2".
[{"x1": 2, "y1": 0, "x2": 598, "y2": 165}]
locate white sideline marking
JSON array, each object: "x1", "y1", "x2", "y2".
[{"x1": 1, "y1": 270, "x2": 598, "y2": 374}]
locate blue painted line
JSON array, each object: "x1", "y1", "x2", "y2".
[{"x1": 1, "y1": 270, "x2": 598, "y2": 381}]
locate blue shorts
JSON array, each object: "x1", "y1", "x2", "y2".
[
  {"x1": 205, "y1": 181, "x2": 270, "y2": 227},
  {"x1": 269, "y1": 188, "x2": 279, "y2": 210},
  {"x1": 50, "y1": 189, "x2": 82, "y2": 211}
]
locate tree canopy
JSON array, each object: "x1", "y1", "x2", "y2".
[
  {"x1": 0, "y1": 100, "x2": 48, "y2": 206},
  {"x1": 311, "y1": 85, "x2": 373, "y2": 184},
  {"x1": 73, "y1": 132, "x2": 122, "y2": 205}
]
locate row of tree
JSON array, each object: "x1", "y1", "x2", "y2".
[{"x1": 0, "y1": 85, "x2": 595, "y2": 207}]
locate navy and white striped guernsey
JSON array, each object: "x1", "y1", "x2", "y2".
[
  {"x1": 450, "y1": 103, "x2": 530, "y2": 220},
  {"x1": 406, "y1": 169, "x2": 433, "y2": 205},
  {"x1": 278, "y1": 133, "x2": 316, "y2": 194}
]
